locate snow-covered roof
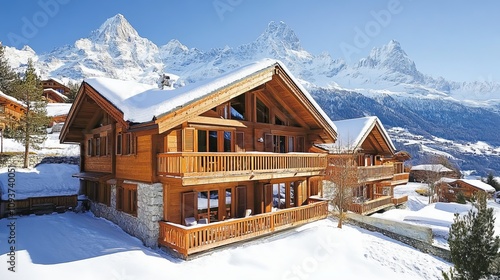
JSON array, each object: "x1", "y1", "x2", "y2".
[
  {"x1": 84, "y1": 59, "x2": 337, "y2": 132},
  {"x1": 47, "y1": 103, "x2": 72, "y2": 117},
  {"x1": 460, "y1": 179, "x2": 496, "y2": 192},
  {"x1": 438, "y1": 177, "x2": 457, "y2": 183},
  {"x1": 44, "y1": 77, "x2": 68, "y2": 87},
  {"x1": 44, "y1": 88, "x2": 69, "y2": 100},
  {"x1": 318, "y1": 116, "x2": 394, "y2": 153},
  {"x1": 0, "y1": 89, "x2": 26, "y2": 108},
  {"x1": 411, "y1": 164, "x2": 453, "y2": 172}
]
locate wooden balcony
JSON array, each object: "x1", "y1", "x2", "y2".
[
  {"x1": 392, "y1": 195, "x2": 408, "y2": 205},
  {"x1": 391, "y1": 173, "x2": 410, "y2": 186},
  {"x1": 157, "y1": 152, "x2": 327, "y2": 183},
  {"x1": 158, "y1": 200, "x2": 328, "y2": 258},
  {"x1": 348, "y1": 195, "x2": 394, "y2": 215},
  {"x1": 358, "y1": 164, "x2": 394, "y2": 183}
]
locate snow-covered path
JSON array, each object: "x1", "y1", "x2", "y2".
[{"x1": 0, "y1": 212, "x2": 450, "y2": 280}]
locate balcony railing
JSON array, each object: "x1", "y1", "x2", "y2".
[
  {"x1": 348, "y1": 195, "x2": 394, "y2": 215},
  {"x1": 158, "y1": 200, "x2": 328, "y2": 258},
  {"x1": 392, "y1": 195, "x2": 408, "y2": 205},
  {"x1": 358, "y1": 164, "x2": 395, "y2": 182},
  {"x1": 157, "y1": 152, "x2": 327, "y2": 177}
]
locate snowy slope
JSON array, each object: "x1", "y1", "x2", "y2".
[{"x1": 0, "y1": 212, "x2": 450, "y2": 280}]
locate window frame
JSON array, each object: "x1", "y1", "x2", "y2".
[{"x1": 116, "y1": 183, "x2": 138, "y2": 216}]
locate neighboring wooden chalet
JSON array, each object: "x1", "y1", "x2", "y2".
[
  {"x1": 0, "y1": 90, "x2": 26, "y2": 131},
  {"x1": 437, "y1": 178, "x2": 495, "y2": 203},
  {"x1": 43, "y1": 88, "x2": 68, "y2": 103},
  {"x1": 41, "y1": 78, "x2": 70, "y2": 95},
  {"x1": 60, "y1": 59, "x2": 337, "y2": 258},
  {"x1": 317, "y1": 116, "x2": 410, "y2": 215},
  {"x1": 410, "y1": 164, "x2": 459, "y2": 183},
  {"x1": 41, "y1": 78, "x2": 70, "y2": 103}
]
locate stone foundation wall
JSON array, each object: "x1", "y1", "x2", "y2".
[
  {"x1": 346, "y1": 213, "x2": 451, "y2": 261},
  {"x1": 91, "y1": 181, "x2": 163, "y2": 248}
]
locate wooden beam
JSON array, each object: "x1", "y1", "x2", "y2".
[
  {"x1": 157, "y1": 68, "x2": 274, "y2": 134},
  {"x1": 189, "y1": 116, "x2": 248, "y2": 128},
  {"x1": 262, "y1": 83, "x2": 311, "y2": 129}
]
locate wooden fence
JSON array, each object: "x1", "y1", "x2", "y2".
[
  {"x1": 158, "y1": 200, "x2": 328, "y2": 257},
  {"x1": 0, "y1": 195, "x2": 77, "y2": 217}
]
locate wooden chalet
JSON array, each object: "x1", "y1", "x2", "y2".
[
  {"x1": 60, "y1": 59, "x2": 337, "y2": 258},
  {"x1": 437, "y1": 178, "x2": 495, "y2": 203},
  {"x1": 41, "y1": 78, "x2": 70, "y2": 103},
  {"x1": 0, "y1": 90, "x2": 26, "y2": 132},
  {"x1": 41, "y1": 78, "x2": 70, "y2": 95},
  {"x1": 43, "y1": 88, "x2": 68, "y2": 103},
  {"x1": 318, "y1": 116, "x2": 409, "y2": 215},
  {"x1": 410, "y1": 164, "x2": 459, "y2": 182}
]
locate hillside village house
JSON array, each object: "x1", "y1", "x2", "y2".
[
  {"x1": 60, "y1": 59, "x2": 341, "y2": 257},
  {"x1": 410, "y1": 164, "x2": 460, "y2": 182},
  {"x1": 0, "y1": 90, "x2": 25, "y2": 152},
  {"x1": 0, "y1": 90, "x2": 25, "y2": 132},
  {"x1": 437, "y1": 178, "x2": 495, "y2": 203},
  {"x1": 41, "y1": 78, "x2": 70, "y2": 103},
  {"x1": 317, "y1": 117, "x2": 410, "y2": 215}
]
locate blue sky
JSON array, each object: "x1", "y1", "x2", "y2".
[{"x1": 1, "y1": 0, "x2": 499, "y2": 82}]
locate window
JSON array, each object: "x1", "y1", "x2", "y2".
[
  {"x1": 87, "y1": 138, "x2": 93, "y2": 156},
  {"x1": 198, "y1": 130, "x2": 207, "y2": 152},
  {"x1": 116, "y1": 133, "x2": 122, "y2": 155},
  {"x1": 297, "y1": 136, "x2": 305, "y2": 152},
  {"x1": 197, "y1": 190, "x2": 219, "y2": 222},
  {"x1": 84, "y1": 181, "x2": 111, "y2": 205},
  {"x1": 116, "y1": 184, "x2": 137, "y2": 216},
  {"x1": 288, "y1": 137, "x2": 295, "y2": 152},
  {"x1": 209, "y1": 131, "x2": 218, "y2": 152},
  {"x1": 95, "y1": 137, "x2": 101, "y2": 156},
  {"x1": 230, "y1": 94, "x2": 245, "y2": 120},
  {"x1": 97, "y1": 183, "x2": 111, "y2": 206},
  {"x1": 224, "y1": 131, "x2": 232, "y2": 152},
  {"x1": 101, "y1": 135, "x2": 108, "y2": 156},
  {"x1": 275, "y1": 115, "x2": 285, "y2": 125},
  {"x1": 84, "y1": 181, "x2": 98, "y2": 201},
  {"x1": 197, "y1": 130, "x2": 233, "y2": 152},
  {"x1": 124, "y1": 133, "x2": 135, "y2": 155},
  {"x1": 0, "y1": 105, "x2": 5, "y2": 113},
  {"x1": 256, "y1": 98, "x2": 269, "y2": 123}
]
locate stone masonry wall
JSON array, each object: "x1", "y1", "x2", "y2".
[
  {"x1": 91, "y1": 181, "x2": 164, "y2": 248},
  {"x1": 346, "y1": 213, "x2": 451, "y2": 261}
]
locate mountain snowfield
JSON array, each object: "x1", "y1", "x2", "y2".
[{"x1": 4, "y1": 14, "x2": 500, "y2": 175}]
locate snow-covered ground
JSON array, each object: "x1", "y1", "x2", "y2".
[
  {"x1": 373, "y1": 182, "x2": 500, "y2": 248},
  {"x1": 2, "y1": 132, "x2": 79, "y2": 156},
  {"x1": 0, "y1": 212, "x2": 450, "y2": 280}
]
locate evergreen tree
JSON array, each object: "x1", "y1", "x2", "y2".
[
  {"x1": 0, "y1": 43, "x2": 18, "y2": 94},
  {"x1": 65, "y1": 80, "x2": 80, "y2": 103},
  {"x1": 11, "y1": 59, "x2": 50, "y2": 168},
  {"x1": 443, "y1": 192, "x2": 500, "y2": 280},
  {"x1": 485, "y1": 172, "x2": 500, "y2": 192}
]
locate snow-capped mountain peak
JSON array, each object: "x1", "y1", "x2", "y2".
[
  {"x1": 256, "y1": 21, "x2": 303, "y2": 51},
  {"x1": 89, "y1": 14, "x2": 139, "y2": 43},
  {"x1": 352, "y1": 39, "x2": 423, "y2": 84}
]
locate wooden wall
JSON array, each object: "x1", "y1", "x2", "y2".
[
  {"x1": 163, "y1": 181, "x2": 254, "y2": 224},
  {"x1": 116, "y1": 134, "x2": 154, "y2": 183}
]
